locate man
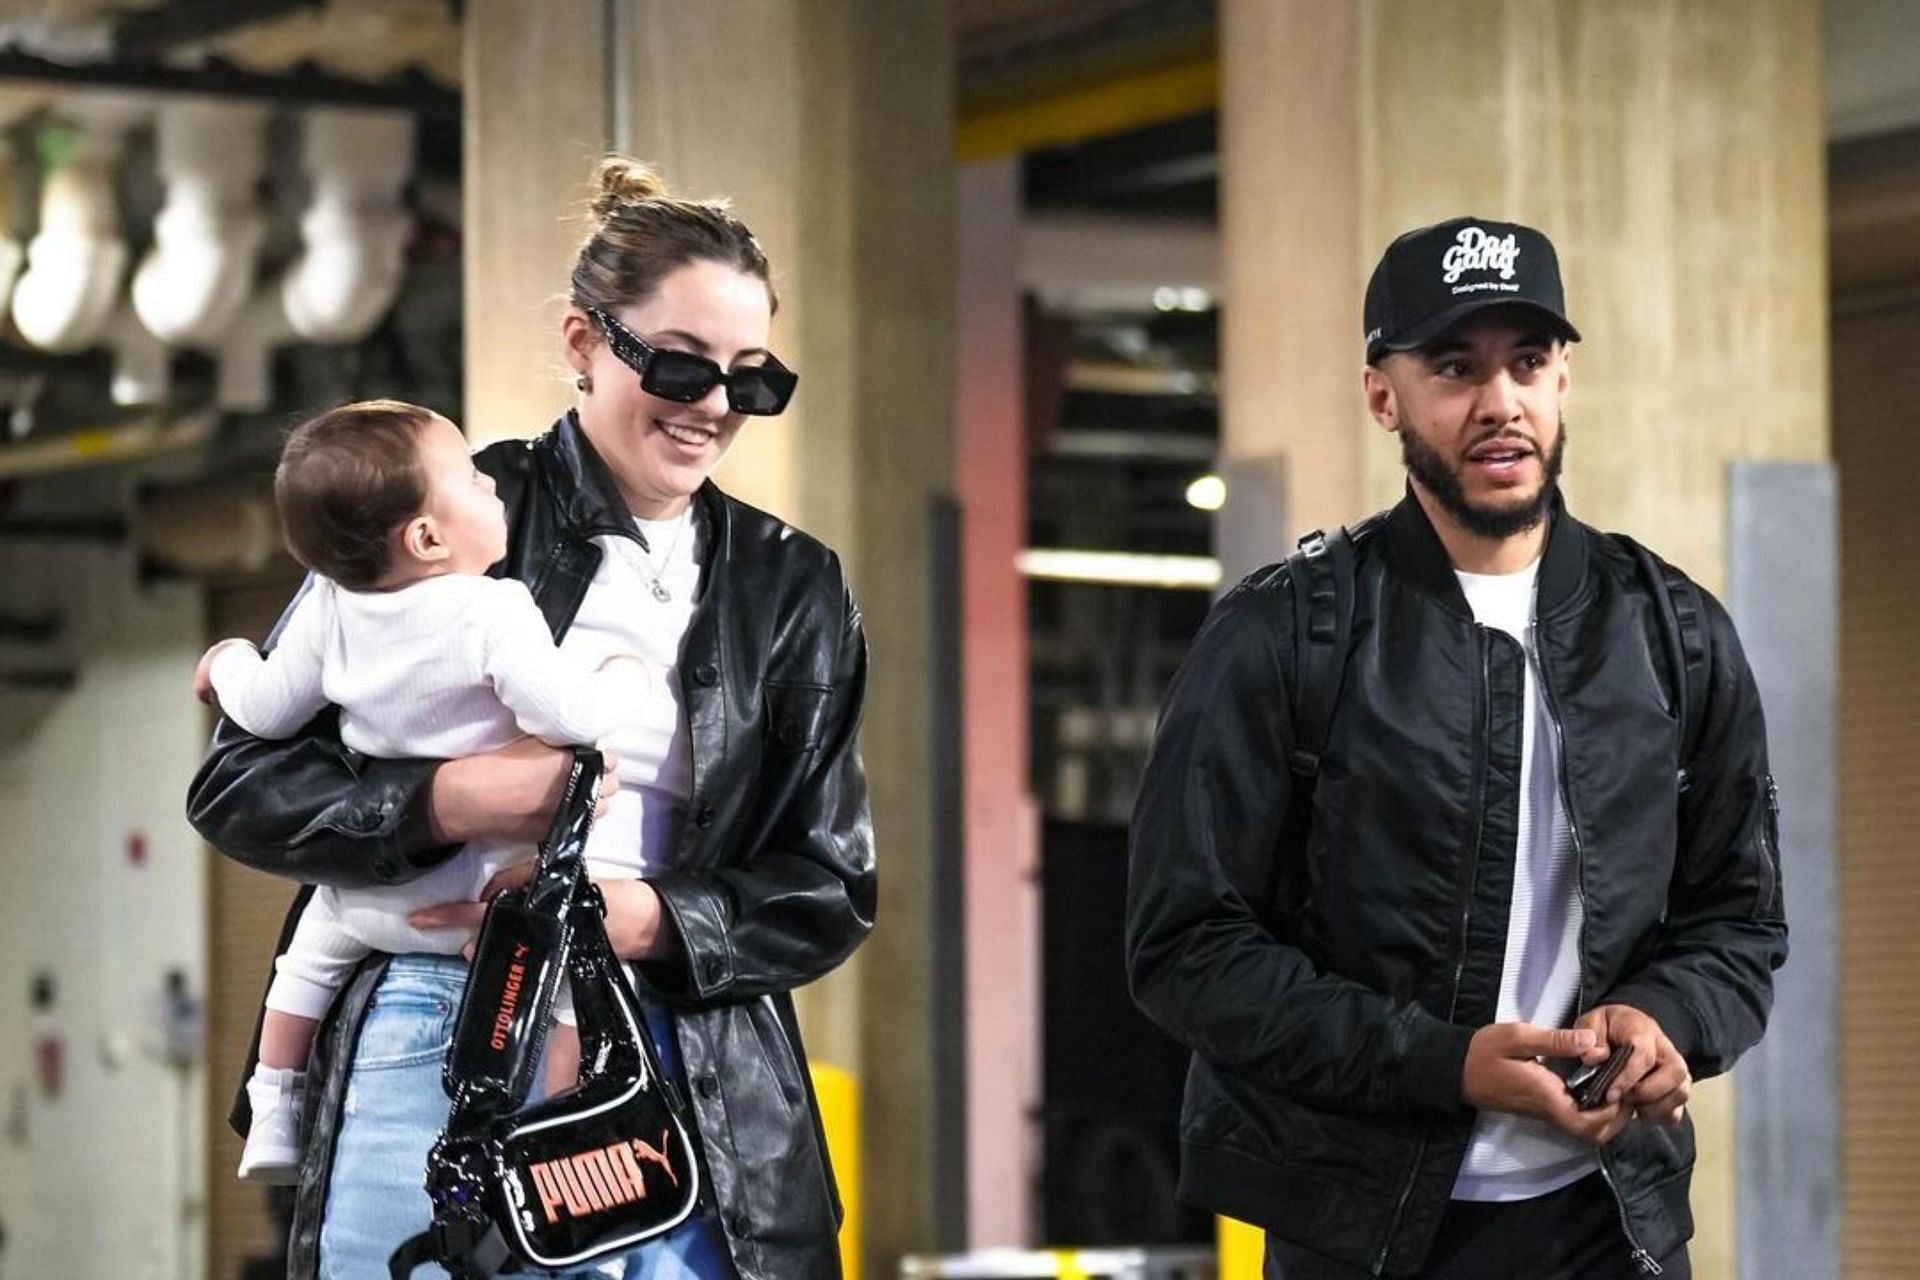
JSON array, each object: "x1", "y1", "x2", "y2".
[{"x1": 1126, "y1": 217, "x2": 1786, "y2": 1279}]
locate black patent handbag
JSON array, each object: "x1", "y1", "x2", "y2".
[{"x1": 389, "y1": 749, "x2": 700, "y2": 1278}]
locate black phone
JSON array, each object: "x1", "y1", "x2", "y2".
[{"x1": 1563, "y1": 1048, "x2": 1631, "y2": 1111}]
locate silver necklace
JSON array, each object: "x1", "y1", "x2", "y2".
[{"x1": 634, "y1": 512, "x2": 691, "y2": 603}]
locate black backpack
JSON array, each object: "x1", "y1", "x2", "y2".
[{"x1": 1280, "y1": 525, "x2": 1711, "y2": 824}]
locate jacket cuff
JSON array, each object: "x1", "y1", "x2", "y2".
[
  {"x1": 1403, "y1": 1018, "x2": 1478, "y2": 1115},
  {"x1": 364, "y1": 757, "x2": 459, "y2": 883},
  {"x1": 639, "y1": 871, "x2": 731, "y2": 1000}
]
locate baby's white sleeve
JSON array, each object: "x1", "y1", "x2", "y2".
[
  {"x1": 479, "y1": 580, "x2": 654, "y2": 747},
  {"x1": 208, "y1": 580, "x2": 333, "y2": 738}
]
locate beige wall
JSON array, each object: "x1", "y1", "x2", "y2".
[
  {"x1": 1220, "y1": 3, "x2": 1830, "y2": 1276},
  {"x1": 0, "y1": 489, "x2": 210, "y2": 1278}
]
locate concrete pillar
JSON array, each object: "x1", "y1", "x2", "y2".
[
  {"x1": 1218, "y1": 4, "x2": 1829, "y2": 1277},
  {"x1": 462, "y1": 0, "x2": 604, "y2": 446},
  {"x1": 465, "y1": 1, "x2": 956, "y2": 1270},
  {"x1": 955, "y1": 156, "x2": 1041, "y2": 1247}
]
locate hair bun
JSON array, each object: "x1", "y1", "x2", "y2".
[{"x1": 590, "y1": 157, "x2": 669, "y2": 219}]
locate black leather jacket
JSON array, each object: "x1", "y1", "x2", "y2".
[
  {"x1": 188, "y1": 411, "x2": 873, "y2": 1280},
  {"x1": 1127, "y1": 494, "x2": 1787, "y2": 1277}
]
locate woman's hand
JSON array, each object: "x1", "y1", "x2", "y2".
[
  {"x1": 406, "y1": 859, "x2": 682, "y2": 963},
  {"x1": 596, "y1": 876, "x2": 682, "y2": 962},
  {"x1": 427, "y1": 737, "x2": 618, "y2": 844}
]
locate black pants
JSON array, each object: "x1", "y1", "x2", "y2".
[{"x1": 1262, "y1": 1174, "x2": 1692, "y2": 1280}]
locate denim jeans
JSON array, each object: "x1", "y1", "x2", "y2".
[{"x1": 319, "y1": 955, "x2": 736, "y2": 1279}]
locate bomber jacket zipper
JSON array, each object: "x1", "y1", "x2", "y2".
[
  {"x1": 1373, "y1": 627, "x2": 1493, "y2": 1276},
  {"x1": 1534, "y1": 624, "x2": 1662, "y2": 1276},
  {"x1": 1447, "y1": 628, "x2": 1495, "y2": 1024},
  {"x1": 1599, "y1": 1151, "x2": 1665, "y2": 1275}
]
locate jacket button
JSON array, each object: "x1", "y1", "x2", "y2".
[
  {"x1": 692, "y1": 662, "x2": 718, "y2": 686},
  {"x1": 695, "y1": 1073, "x2": 719, "y2": 1099},
  {"x1": 695, "y1": 805, "x2": 715, "y2": 829},
  {"x1": 704, "y1": 957, "x2": 725, "y2": 984},
  {"x1": 728, "y1": 1211, "x2": 750, "y2": 1238}
]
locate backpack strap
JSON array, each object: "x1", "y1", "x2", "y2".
[
  {"x1": 1286, "y1": 526, "x2": 1357, "y2": 786},
  {"x1": 1620, "y1": 537, "x2": 1711, "y2": 789}
]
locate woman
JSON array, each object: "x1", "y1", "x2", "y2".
[{"x1": 189, "y1": 158, "x2": 873, "y2": 1280}]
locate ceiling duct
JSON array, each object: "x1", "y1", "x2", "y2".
[
  {"x1": 10, "y1": 99, "x2": 142, "y2": 354},
  {"x1": 132, "y1": 98, "x2": 271, "y2": 349},
  {"x1": 281, "y1": 106, "x2": 414, "y2": 344}
]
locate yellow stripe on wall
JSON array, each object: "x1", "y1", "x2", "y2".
[{"x1": 956, "y1": 56, "x2": 1218, "y2": 162}]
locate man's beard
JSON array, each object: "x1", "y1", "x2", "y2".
[{"x1": 1398, "y1": 417, "x2": 1566, "y2": 539}]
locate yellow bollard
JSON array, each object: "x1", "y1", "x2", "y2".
[
  {"x1": 1218, "y1": 1215, "x2": 1264, "y2": 1279},
  {"x1": 811, "y1": 1063, "x2": 861, "y2": 1280}
]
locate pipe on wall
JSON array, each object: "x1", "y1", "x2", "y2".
[
  {"x1": 130, "y1": 99, "x2": 269, "y2": 350},
  {"x1": 281, "y1": 107, "x2": 414, "y2": 344},
  {"x1": 11, "y1": 102, "x2": 143, "y2": 353}
]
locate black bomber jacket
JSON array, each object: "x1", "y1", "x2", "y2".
[
  {"x1": 1126, "y1": 494, "x2": 1787, "y2": 1277},
  {"x1": 188, "y1": 411, "x2": 873, "y2": 1280}
]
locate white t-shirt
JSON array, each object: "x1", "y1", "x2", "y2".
[
  {"x1": 1450, "y1": 558, "x2": 1599, "y2": 1202},
  {"x1": 559, "y1": 505, "x2": 701, "y2": 876}
]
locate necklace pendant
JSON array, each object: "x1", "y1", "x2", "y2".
[{"x1": 649, "y1": 578, "x2": 672, "y2": 603}]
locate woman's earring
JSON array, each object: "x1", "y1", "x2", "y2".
[{"x1": 575, "y1": 372, "x2": 591, "y2": 392}]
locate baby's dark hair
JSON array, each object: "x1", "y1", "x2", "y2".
[{"x1": 275, "y1": 399, "x2": 437, "y2": 589}]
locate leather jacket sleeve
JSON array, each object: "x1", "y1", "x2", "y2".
[
  {"x1": 643, "y1": 577, "x2": 875, "y2": 1003},
  {"x1": 1126, "y1": 571, "x2": 1476, "y2": 1117},
  {"x1": 185, "y1": 576, "x2": 459, "y2": 887},
  {"x1": 1600, "y1": 591, "x2": 1789, "y2": 1078}
]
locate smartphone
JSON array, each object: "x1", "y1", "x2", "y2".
[{"x1": 1563, "y1": 1048, "x2": 1631, "y2": 1111}]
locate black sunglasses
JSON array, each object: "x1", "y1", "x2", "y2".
[{"x1": 588, "y1": 307, "x2": 798, "y2": 416}]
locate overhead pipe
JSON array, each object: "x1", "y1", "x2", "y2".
[
  {"x1": 131, "y1": 99, "x2": 269, "y2": 349},
  {"x1": 0, "y1": 127, "x2": 24, "y2": 330},
  {"x1": 217, "y1": 106, "x2": 413, "y2": 410},
  {"x1": 214, "y1": 280, "x2": 293, "y2": 413},
  {"x1": 10, "y1": 101, "x2": 144, "y2": 354},
  {"x1": 281, "y1": 107, "x2": 414, "y2": 343}
]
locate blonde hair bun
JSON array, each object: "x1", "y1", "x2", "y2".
[{"x1": 589, "y1": 157, "x2": 669, "y2": 219}]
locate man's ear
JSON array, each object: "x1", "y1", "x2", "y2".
[
  {"x1": 400, "y1": 514, "x2": 449, "y2": 565},
  {"x1": 1363, "y1": 362, "x2": 1400, "y2": 432}
]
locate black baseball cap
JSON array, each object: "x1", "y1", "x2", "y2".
[{"x1": 1363, "y1": 216, "x2": 1580, "y2": 363}]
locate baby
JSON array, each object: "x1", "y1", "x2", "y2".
[{"x1": 196, "y1": 399, "x2": 657, "y2": 1182}]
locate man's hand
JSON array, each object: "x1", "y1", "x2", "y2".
[
  {"x1": 1572, "y1": 1003, "x2": 1691, "y2": 1127},
  {"x1": 426, "y1": 737, "x2": 618, "y2": 844},
  {"x1": 1462, "y1": 1022, "x2": 1632, "y2": 1146}
]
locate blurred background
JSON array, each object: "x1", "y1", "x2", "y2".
[{"x1": 0, "y1": 0, "x2": 1910, "y2": 1277}]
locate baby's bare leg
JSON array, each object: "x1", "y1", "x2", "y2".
[
  {"x1": 543, "y1": 1020, "x2": 582, "y2": 1095},
  {"x1": 258, "y1": 1008, "x2": 319, "y2": 1071}
]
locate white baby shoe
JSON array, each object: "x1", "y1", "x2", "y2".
[{"x1": 237, "y1": 1065, "x2": 305, "y2": 1184}]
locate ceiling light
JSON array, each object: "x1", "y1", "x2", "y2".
[
  {"x1": 1016, "y1": 549, "x2": 1221, "y2": 591},
  {"x1": 1185, "y1": 474, "x2": 1226, "y2": 511}
]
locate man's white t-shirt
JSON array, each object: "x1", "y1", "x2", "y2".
[{"x1": 1451, "y1": 557, "x2": 1599, "y2": 1202}]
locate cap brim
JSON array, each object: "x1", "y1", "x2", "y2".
[{"x1": 1371, "y1": 298, "x2": 1580, "y2": 362}]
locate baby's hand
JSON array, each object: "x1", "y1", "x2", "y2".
[{"x1": 193, "y1": 639, "x2": 254, "y2": 706}]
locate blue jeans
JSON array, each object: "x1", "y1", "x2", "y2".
[{"x1": 319, "y1": 955, "x2": 736, "y2": 1279}]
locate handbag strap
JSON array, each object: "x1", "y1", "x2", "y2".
[{"x1": 395, "y1": 748, "x2": 608, "y2": 1280}]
